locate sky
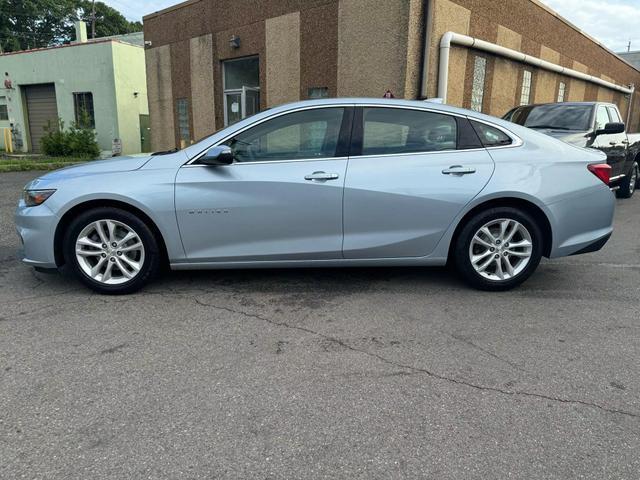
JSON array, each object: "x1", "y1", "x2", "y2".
[{"x1": 104, "y1": 0, "x2": 640, "y2": 53}]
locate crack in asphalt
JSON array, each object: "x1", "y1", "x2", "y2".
[
  {"x1": 448, "y1": 332, "x2": 528, "y2": 373},
  {"x1": 194, "y1": 297, "x2": 640, "y2": 420}
]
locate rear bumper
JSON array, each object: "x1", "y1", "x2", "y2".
[
  {"x1": 569, "y1": 232, "x2": 611, "y2": 256},
  {"x1": 547, "y1": 185, "x2": 615, "y2": 258}
]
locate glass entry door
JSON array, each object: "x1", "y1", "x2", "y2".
[{"x1": 223, "y1": 57, "x2": 260, "y2": 126}]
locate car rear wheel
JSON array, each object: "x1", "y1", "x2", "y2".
[
  {"x1": 616, "y1": 161, "x2": 638, "y2": 199},
  {"x1": 453, "y1": 207, "x2": 543, "y2": 291},
  {"x1": 63, "y1": 207, "x2": 161, "y2": 294}
]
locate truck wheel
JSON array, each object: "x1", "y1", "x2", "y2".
[{"x1": 617, "y1": 161, "x2": 638, "y2": 199}]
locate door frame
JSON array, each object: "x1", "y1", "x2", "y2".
[{"x1": 222, "y1": 56, "x2": 260, "y2": 127}]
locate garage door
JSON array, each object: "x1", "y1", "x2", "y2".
[{"x1": 24, "y1": 84, "x2": 58, "y2": 153}]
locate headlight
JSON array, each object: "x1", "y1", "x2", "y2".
[{"x1": 23, "y1": 189, "x2": 56, "y2": 207}]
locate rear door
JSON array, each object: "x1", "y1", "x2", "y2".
[{"x1": 342, "y1": 107, "x2": 496, "y2": 259}]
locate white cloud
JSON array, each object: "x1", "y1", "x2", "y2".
[{"x1": 541, "y1": 0, "x2": 640, "y2": 52}]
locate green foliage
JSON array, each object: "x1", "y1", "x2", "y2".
[
  {"x1": 41, "y1": 118, "x2": 100, "y2": 158},
  {"x1": 0, "y1": 0, "x2": 140, "y2": 53},
  {"x1": 71, "y1": 0, "x2": 142, "y2": 40}
]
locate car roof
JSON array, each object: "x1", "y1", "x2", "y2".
[{"x1": 263, "y1": 97, "x2": 518, "y2": 128}]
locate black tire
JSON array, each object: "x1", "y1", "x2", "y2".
[
  {"x1": 62, "y1": 207, "x2": 161, "y2": 294},
  {"x1": 453, "y1": 207, "x2": 544, "y2": 291},
  {"x1": 616, "y1": 161, "x2": 638, "y2": 199}
]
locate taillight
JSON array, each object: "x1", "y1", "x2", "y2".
[{"x1": 588, "y1": 163, "x2": 611, "y2": 185}]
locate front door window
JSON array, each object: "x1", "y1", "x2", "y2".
[
  {"x1": 223, "y1": 108, "x2": 345, "y2": 162},
  {"x1": 223, "y1": 57, "x2": 260, "y2": 126}
]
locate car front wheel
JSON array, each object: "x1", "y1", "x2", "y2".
[
  {"x1": 63, "y1": 207, "x2": 161, "y2": 294},
  {"x1": 453, "y1": 207, "x2": 543, "y2": 291}
]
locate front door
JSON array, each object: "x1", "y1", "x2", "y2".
[
  {"x1": 593, "y1": 105, "x2": 626, "y2": 177},
  {"x1": 175, "y1": 106, "x2": 351, "y2": 262},
  {"x1": 139, "y1": 114, "x2": 151, "y2": 152},
  {"x1": 343, "y1": 107, "x2": 495, "y2": 259}
]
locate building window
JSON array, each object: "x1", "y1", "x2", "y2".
[
  {"x1": 470, "y1": 56, "x2": 487, "y2": 112},
  {"x1": 0, "y1": 96, "x2": 7, "y2": 121},
  {"x1": 73, "y1": 92, "x2": 95, "y2": 128},
  {"x1": 308, "y1": 87, "x2": 329, "y2": 99},
  {"x1": 520, "y1": 70, "x2": 532, "y2": 105},
  {"x1": 557, "y1": 82, "x2": 566, "y2": 102},
  {"x1": 223, "y1": 56, "x2": 260, "y2": 126},
  {"x1": 176, "y1": 98, "x2": 190, "y2": 146}
]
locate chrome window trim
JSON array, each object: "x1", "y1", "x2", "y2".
[{"x1": 184, "y1": 103, "x2": 523, "y2": 167}]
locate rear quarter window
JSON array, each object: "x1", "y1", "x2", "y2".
[{"x1": 470, "y1": 121, "x2": 513, "y2": 147}]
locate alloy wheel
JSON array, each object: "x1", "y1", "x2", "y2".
[
  {"x1": 630, "y1": 165, "x2": 637, "y2": 195},
  {"x1": 75, "y1": 219, "x2": 145, "y2": 285},
  {"x1": 469, "y1": 218, "x2": 533, "y2": 281}
]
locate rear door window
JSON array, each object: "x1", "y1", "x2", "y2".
[{"x1": 359, "y1": 108, "x2": 457, "y2": 156}]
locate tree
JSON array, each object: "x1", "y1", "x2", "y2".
[
  {"x1": 0, "y1": 0, "x2": 76, "y2": 52},
  {"x1": 0, "y1": 0, "x2": 141, "y2": 53}
]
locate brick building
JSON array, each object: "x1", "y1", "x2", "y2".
[{"x1": 143, "y1": 0, "x2": 640, "y2": 151}]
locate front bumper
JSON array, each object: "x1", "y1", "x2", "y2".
[{"x1": 14, "y1": 202, "x2": 59, "y2": 269}]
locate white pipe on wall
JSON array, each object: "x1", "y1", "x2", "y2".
[{"x1": 437, "y1": 31, "x2": 635, "y2": 104}]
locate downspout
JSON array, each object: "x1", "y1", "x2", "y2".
[
  {"x1": 419, "y1": 0, "x2": 432, "y2": 99},
  {"x1": 437, "y1": 31, "x2": 634, "y2": 104},
  {"x1": 625, "y1": 84, "x2": 635, "y2": 127}
]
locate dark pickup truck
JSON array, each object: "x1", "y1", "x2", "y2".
[{"x1": 504, "y1": 102, "x2": 640, "y2": 198}]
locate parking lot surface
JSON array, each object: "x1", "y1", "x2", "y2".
[{"x1": 1, "y1": 170, "x2": 639, "y2": 479}]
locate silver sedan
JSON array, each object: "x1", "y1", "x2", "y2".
[{"x1": 15, "y1": 98, "x2": 615, "y2": 294}]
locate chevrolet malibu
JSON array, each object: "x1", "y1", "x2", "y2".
[{"x1": 16, "y1": 98, "x2": 615, "y2": 294}]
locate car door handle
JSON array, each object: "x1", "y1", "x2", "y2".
[
  {"x1": 442, "y1": 165, "x2": 476, "y2": 175},
  {"x1": 305, "y1": 171, "x2": 339, "y2": 181}
]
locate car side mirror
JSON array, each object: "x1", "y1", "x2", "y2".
[
  {"x1": 199, "y1": 145, "x2": 234, "y2": 166},
  {"x1": 595, "y1": 122, "x2": 625, "y2": 136}
]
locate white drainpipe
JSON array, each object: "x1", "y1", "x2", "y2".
[{"x1": 438, "y1": 31, "x2": 635, "y2": 106}]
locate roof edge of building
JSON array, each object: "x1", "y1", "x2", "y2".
[
  {"x1": 529, "y1": 0, "x2": 640, "y2": 76},
  {"x1": 0, "y1": 38, "x2": 143, "y2": 57},
  {"x1": 143, "y1": 0, "x2": 202, "y2": 21}
]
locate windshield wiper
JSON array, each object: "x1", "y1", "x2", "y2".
[
  {"x1": 526, "y1": 125, "x2": 573, "y2": 130},
  {"x1": 151, "y1": 148, "x2": 180, "y2": 156}
]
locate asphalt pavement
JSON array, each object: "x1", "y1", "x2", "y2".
[{"x1": 1, "y1": 170, "x2": 639, "y2": 479}]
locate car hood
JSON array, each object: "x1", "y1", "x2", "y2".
[
  {"x1": 534, "y1": 129, "x2": 590, "y2": 147},
  {"x1": 30, "y1": 155, "x2": 152, "y2": 186}
]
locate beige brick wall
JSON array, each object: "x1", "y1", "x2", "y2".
[
  {"x1": 265, "y1": 12, "x2": 301, "y2": 107},
  {"x1": 489, "y1": 26, "x2": 522, "y2": 116},
  {"x1": 145, "y1": 45, "x2": 175, "y2": 151},
  {"x1": 337, "y1": 0, "x2": 409, "y2": 97},
  {"x1": 190, "y1": 34, "x2": 215, "y2": 141}
]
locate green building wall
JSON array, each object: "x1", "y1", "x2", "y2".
[{"x1": 0, "y1": 39, "x2": 148, "y2": 155}]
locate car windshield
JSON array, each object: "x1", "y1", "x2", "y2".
[{"x1": 506, "y1": 104, "x2": 593, "y2": 131}]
